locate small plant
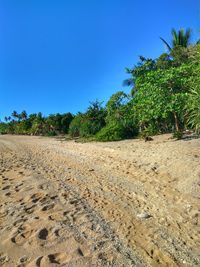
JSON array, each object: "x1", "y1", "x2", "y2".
[
  {"x1": 173, "y1": 130, "x2": 183, "y2": 140},
  {"x1": 46, "y1": 131, "x2": 57, "y2": 136},
  {"x1": 140, "y1": 124, "x2": 159, "y2": 138}
]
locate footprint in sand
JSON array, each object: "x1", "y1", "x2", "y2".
[
  {"x1": 18, "y1": 255, "x2": 28, "y2": 265},
  {"x1": 0, "y1": 252, "x2": 9, "y2": 265},
  {"x1": 35, "y1": 252, "x2": 72, "y2": 266},
  {"x1": 24, "y1": 204, "x2": 37, "y2": 214},
  {"x1": 2, "y1": 185, "x2": 10, "y2": 190},
  {"x1": 41, "y1": 203, "x2": 55, "y2": 211},
  {"x1": 48, "y1": 212, "x2": 64, "y2": 222},
  {"x1": 13, "y1": 218, "x2": 27, "y2": 227},
  {"x1": 0, "y1": 209, "x2": 8, "y2": 218},
  {"x1": 30, "y1": 192, "x2": 44, "y2": 202},
  {"x1": 39, "y1": 183, "x2": 50, "y2": 190},
  {"x1": 53, "y1": 227, "x2": 72, "y2": 239},
  {"x1": 11, "y1": 226, "x2": 33, "y2": 246}
]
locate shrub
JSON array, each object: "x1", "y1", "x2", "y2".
[
  {"x1": 95, "y1": 123, "x2": 137, "y2": 141},
  {"x1": 0, "y1": 123, "x2": 8, "y2": 134},
  {"x1": 173, "y1": 130, "x2": 183, "y2": 140},
  {"x1": 69, "y1": 114, "x2": 83, "y2": 137},
  {"x1": 140, "y1": 124, "x2": 160, "y2": 137},
  {"x1": 46, "y1": 131, "x2": 57, "y2": 136},
  {"x1": 69, "y1": 101, "x2": 106, "y2": 138}
]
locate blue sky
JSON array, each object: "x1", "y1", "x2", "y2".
[{"x1": 0, "y1": 0, "x2": 199, "y2": 119}]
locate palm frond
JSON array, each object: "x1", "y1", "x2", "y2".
[
  {"x1": 160, "y1": 37, "x2": 172, "y2": 51},
  {"x1": 171, "y1": 28, "x2": 178, "y2": 47}
]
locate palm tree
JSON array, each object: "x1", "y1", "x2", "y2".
[
  {"x1": 20, "y1": 110, "x2": 27, "y2": 120},
  {"x1": 160, "y1": 28, "x2": 192, "y2": 51},
  {"x1": 11, "y1": 110, "x2": 19, "y2": 121}
]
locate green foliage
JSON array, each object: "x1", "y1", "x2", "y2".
[
  {"x1": 131, "y1": 63, "x2": 195, "y2": 132},
  {"x1": 69, "y1": 114, "x2": 85, "y2": 137},
  {"x1": 173, "y1": 131, "x2": 183, "y2": 140},
  {"x1": 61, "y1": 113, "x2": 74, "y2": 133},
  {"x1": 1, "y1": 111, "x2": 73, "y2": 136},
  {"x1": 69, "y1": 101, "x2": 106, "y2": 138},
  {"x1": 140, "y1": 124, "x2": 160, "y2": 137},
  {"x1": 45, "y1": 113, "x2": 73, "y2": 134},
  {"x1": 187, "y1": 67, "x2": 200, "y2": 133},
  {"x1": 106, "y1": 91, "x2": 130, "y2": 123},
  {"x1": 46, "y1": 131, "x2": 57, "y2": 136},
  {"x1": 160, "y1": 28, "x2": 192, "y2": 51},
  {"x1": 156, "y1": 53, "x2": 172, "y2": 69},
  {"x1": 0, "y1": 123, "x2": 8, "y2": 134},
  {"x1": 96, "y1": 123, "x2": 134, "y2": 141}
]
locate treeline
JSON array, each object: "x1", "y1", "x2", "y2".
[
  {"x1": 0, "y1": 111, "x2": 74, "y2": 136},
  {"x1": 0, "y1": 28, "x2": 200, "y2": 140}
]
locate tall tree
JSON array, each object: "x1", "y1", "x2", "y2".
[{"x1": 160, "y1": 28, "x2": 192, "y2": 51}]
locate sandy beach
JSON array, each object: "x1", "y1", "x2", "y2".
[{"x1": 0, "y1": 134, "x2": 199, "y2": 266}]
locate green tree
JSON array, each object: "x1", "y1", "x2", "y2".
[
  {"x1": 30, "y1": 112, "x2": 46, "y2": 135},
  {"x1": 20, "y1": 110, "x2": 28, "y2": 120},
  {"x1": 132, "y1": 64, "x2": 195, "y2": 132},
  {"x1": 69, "y1": 101, "x2": 106, "y2": 138},
  {"x1": 96, "y1": 92, "x2": 138, "y2": 141},
  {"x1": 11, "y1": 110, "x2": 19, "y2": 121}
]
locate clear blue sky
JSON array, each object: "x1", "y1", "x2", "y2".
[{"x1": 0, "y1": 0, "x2": 199, "y2": 119}]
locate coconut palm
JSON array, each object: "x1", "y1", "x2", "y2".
[
  {"x1": 11, "y1": 110, "x2": 19, "y2": 121},
  {"x1": 20, "y1": 110, "x2": 28, "y2": 120},
  {"x1": 160, "y1": 28, "x2": 192, "y2": 51}
]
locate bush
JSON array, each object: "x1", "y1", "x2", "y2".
[
  {"x1": 95, "y1": 123, "x2": 136, "y2": 141},
  {"x1": 46, "y1": 131, "x2": 57, "y2": 136},
  {"x1": 69, "y1": 101, "x2": 106, "y2": 138},
  {"x1": 0, "y1": 123, "x2": 8, "y2": 134},
  {"x1": 140, "y1": 124, "x2": 160, "y2": 138},
  {"x1": 69, "y1": 114, "x2": 83, "y2": 137},
  {"x1": 173, "y1": 130, "x2": 183, "y2": 140}
]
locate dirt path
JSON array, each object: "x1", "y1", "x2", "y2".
[{"x1": 0, "y1": 135, "x2": 199, "y2": 267}]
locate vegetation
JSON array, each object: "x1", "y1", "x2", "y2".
[
  {"x1": 0, "y1": 111, "x2": 74, "y2": 136},
  {"x1": 69, "y1": 100, "x2": 106, "y2": 138},
  {"x1": 1, "y1": 28, "x2": 199, "y2": 141},
  {"x1": 187, "y1": 66, "x2": 200, "y2": 133}
]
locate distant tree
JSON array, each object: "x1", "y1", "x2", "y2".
[
  {"x1": 20, "y1": 110, "x2": 28, "y2": 120},
  {"x1": 11, "y1": 110, "x2": 19, "y2": 121},
  {"x1": 61, "y1": 113, "x2": 74, "y2": 133},
  {"x1": 69, "y1": 100, "x2": 106, "y2": 138}
]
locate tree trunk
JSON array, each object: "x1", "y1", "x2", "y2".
[{"x1": 173, "y1": 112, "x2": 180, "y2": 132}]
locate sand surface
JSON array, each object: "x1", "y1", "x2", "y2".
[{"x1": 0, "y1": 134, "x2": 199, "y2": 267}]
